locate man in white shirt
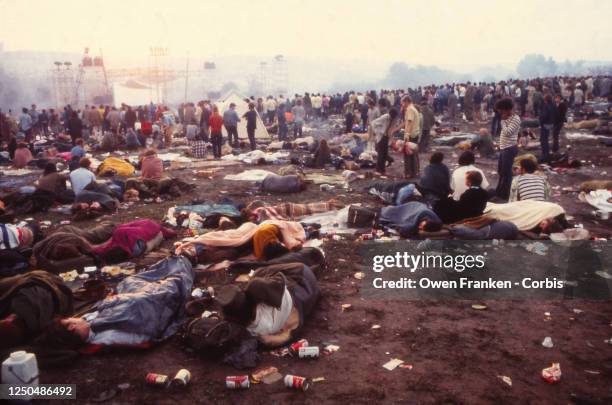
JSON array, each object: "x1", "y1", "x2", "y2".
[
  {"x1": 451, "y1": 151, "x2": 489, "y2": 200},
  {"x1": 265, "y1": 96, "x2": 277, "y2": 125},
  {"x1": 69, "y1": 157, "x2": 97, "y2": 195}
]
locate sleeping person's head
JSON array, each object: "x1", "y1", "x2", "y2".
[{"x1": 39, "y1": 317, "x2": 90, "y2": 349}]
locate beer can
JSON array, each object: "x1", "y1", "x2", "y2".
[
  {"x1": 298, "y1": 346, "x2": 320, "y2": 359},
  {"x1": 226, "y1": 375, "x2": 250, "y2": 389},
  {"x1": 290, "y1": 339, "x2": 308, "y2": 354},
  {"x1": 172, "y1": 369, "x2": 191, "y2": 386},
  {"x1": 284, "y1": 375, "x2": 310, "y2": 391},
  {"x1": 146, "y1": 373, "x2": 170, "y2": 387}
]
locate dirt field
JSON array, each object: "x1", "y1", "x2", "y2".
[{"x1": 23, "y1": 119, "x2": 612, "y2": 404}]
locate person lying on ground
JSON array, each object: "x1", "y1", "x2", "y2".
[
  {"x1": 40, "y1": 256, "x2": 193, "y2": 349},
  {"x1": 484, "y1": 200, "x2": 566, "y2": 232},
  {"x1": 175, "y1": 220, "x2": 305, "y2": 261},
  {"x1": 243, "y1": 199, "x2": 344, "y2": 222},
  {"x1": 0, "y1": 270, "x2": 73, "y2": 348},
  {"x1": 13, "y1": 142, "x2": 33, "y2": 169},
  {"x1": 0, "y1": 223, "x2": 41, "y2": 277},
  {"x1": 93, "y1": 219, "x2": 177, "y2": 264},
  {"x1": 260, "y1": 173, "x2": 306, "y2": 193},
  {"x1": 380, "y1": 201, "x2": 443, "y2": 237},
  {"x1": 71, "y1": 191, "x2": 119, "y2": 221},
  {"x1": 69, "y1": 157, "x2": 97, "y2": 195},
  {"x1": 450, "y1": 151, "x2": 489, "y2": 200},
  {"x1": 216, "y1": 262, "x2": 319, "y2": 347},
  {"x1": 434, "y1": 170, "x2": 489, "y2": 224},
  {"x1": 510, "y1": 158, "x2": 551, "y2": 202},
  {"x1": 418, "y1": 152, "x2": 451, "y2": 202}
]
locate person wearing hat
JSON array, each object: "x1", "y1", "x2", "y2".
[{"x1": 216, "y1": 262, "x2": 319, "y2": 347}]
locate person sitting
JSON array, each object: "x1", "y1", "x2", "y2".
[
  {"x1": 434, "y1": 171, "x2": 489, "y2": 224},
  {"x1": 418, "y1": 152, "x2": 451, "y2": 201},
  {"x1": 189, "y1": 134, "x2": 207, "y2": 159},
  {"x1": 125, "y1": 129, "x2": 141, "y2": 150},
  {"x1": 141, "y1": 149, "x2": 163, "y2": 181},
  {"x1": 216, "y1": 262, "x2": 319, "y2": 347},
  {"x1": 510, "y1": 158, "x2": 550, "y2": 202},
  {"x1": 70, "y1": 138, "x2": 86, "y2": 160},
  {"x1": 40, "y1": 256, "x2": 193, "y2": 349},
  {"x1": 69, "y1": 157, "x2": 97, "y2": 195},
  {"x1": 471, "y1": 128, "x2": 496, "y2": 158},
  {"x1": 450, "y1": 151, "x2": 489, "y2": 200},
  {"x1": 309, "y1": 139, "x2": 331, "y2": 168},
  {"x1": 13, "y1": 142, "x2": 33, "y2": 169},
  {"x1": 37, "y1": 162, "x2": 73, "y2": 204}
]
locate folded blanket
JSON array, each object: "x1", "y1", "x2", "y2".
[{"x1": 484, "y1": 201, "x2": 565, "y2": 231}]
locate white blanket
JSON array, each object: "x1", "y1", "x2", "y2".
[
  {"x1": 224, "y1": 169, "x2": 275, "y2": 181},
  {"x1": 485, "y1": 201, "x2": 565, "y2": 231}
]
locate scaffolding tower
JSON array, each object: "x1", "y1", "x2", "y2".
[
  {"x1": 51, "y1": 61, "x2": 76, "y2": 108},
  {"x1": 271, "y1": 54, "x2": 289, "y2": 96}
]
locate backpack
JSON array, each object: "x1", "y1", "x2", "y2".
[
  {"x1": 182, "y1": 317, "x2": 250, "y2": 359},
  {"x1": 347, "y1": 205, "x2": 379, "y2": 228}
]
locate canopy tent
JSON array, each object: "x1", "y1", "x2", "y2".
[
  {"x1": 217, "y1": 91, "x2": 271, "y2": 140},
  {"x1": 113, "y1": 80, "x2": 153, "y2": 108}
]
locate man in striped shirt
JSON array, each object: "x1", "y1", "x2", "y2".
[
  {"x1": 510, "y1": 159, "x2": 550, "y2": 202},
  {"x1": 494, "y1": 98, "x2": 521, "y2": 200}
]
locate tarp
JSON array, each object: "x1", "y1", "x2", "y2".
[
  {"x1": 217, "y1": 91, "x2": 271, "y2": 140},
  {"x1": 113, "y1": 81, "x2": 152, "y2": 108}
]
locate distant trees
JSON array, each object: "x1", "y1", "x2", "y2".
[{"x1": 516, "y1": 54, "x2": 588, "y2": 78}]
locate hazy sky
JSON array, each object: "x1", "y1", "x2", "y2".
[{"x1": 2, "y1": 0, "x2": 611, "y2": 68}]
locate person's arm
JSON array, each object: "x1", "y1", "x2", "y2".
[
  {"x1": 544, "y1": 179, "x2": 551, "y2": 201},
  {"x1": 509, "y1": 177, "x2": 519, "y2": 202}
]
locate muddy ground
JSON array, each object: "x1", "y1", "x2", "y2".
[{"x1": 15, "y1": 117, "x2": 612, "y2": 404}]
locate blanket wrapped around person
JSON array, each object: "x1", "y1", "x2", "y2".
[
  {"x1": 175, "y1": 220, "x2": 306, "y2": 261},
  {"x1": 39, "y1": 256, "x2": 193, "y2": 352}
]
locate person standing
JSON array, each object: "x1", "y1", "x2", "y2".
[
  {"x1": 539, "y1": 94, "x2": 555, "y2": 162},
  {"x1": 243, "y1": 102, "x2": 258, "y2": 151},
  {"x1": 401, "y1": 96, "x2": 421, "y2": 179},
  {"x1": 199, "y1": 102, "x2": 211, "y2": 141},
  {"x1": 447, "y1": 91, "x2": 458, "y2": 120},
  {"x1": 464, "y1": 83, "x2": 475, "y2": 121},
  {"x1": 420, "y1": 100, "x2": 434, "y2": 152},
  {"x1": 371, "y1": 108, "x2": 400, "y2": 175},
  {"x1": 291, "y1": 100, "x2": 305, "y2": 138},
  {"x1": 67, "y1": 111, "x2": 83, "y2": 144},
  {"x1": 277, "y1": 104, "x2": 288, "y2": 141},
  {"x1": 366, "y1": 98, "x2": 380, "y2": 152},
  {"x1": 552, "y1": 94, "x2": 567, "y2": 153},
  {"x1": 494, "y1": 98, "x2": 521, "y2": 200},
  {"x1": 209, "y1": 106, "x2": 224, "y2": 159},
  {"x1": 265, "y1": 96, "x2": 277, "y2": 125},
  {"x1": 125, "y1": 106, "x2": 137, "y2": 130},
  {"x1": 223, "y1": 103, "x2": 240, "y2": 147},
  {"x1": 18, "y1": 108, "x2": 33, "y2": 140}
]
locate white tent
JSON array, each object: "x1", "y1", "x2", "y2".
[{"x1": 217, "y1": 90, "x2": 270, "y2": 140}]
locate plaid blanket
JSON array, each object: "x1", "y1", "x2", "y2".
[{"x1": 252, "y1": 201, "x2": 344, "y2": 222}]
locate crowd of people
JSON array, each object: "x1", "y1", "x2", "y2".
[{"x1": 0, "y1": 73, "x2": 610, "y2": 373}]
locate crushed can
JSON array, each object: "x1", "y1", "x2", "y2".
[
  {"x1": 290, "y1": 339, "x2": 309, "y2": 354},
  {"x1": 172, "y1": 369, "x2": 191, "y2": 386},
  {"x1": 146, "y1": 373, "x2": 170, "y2": 387},
  {"x1": 226, "y1": 375, "x2": 250, "y2": 389},
  {"x1": 298, "y1": 346, "x2": 320, "y2": 359},
  {"x1": 284, "y1": 374, "x2": 310, "y2": 391},
  {"x1": 541, "y1": 363, "x2": 562, "y2": 383}
]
